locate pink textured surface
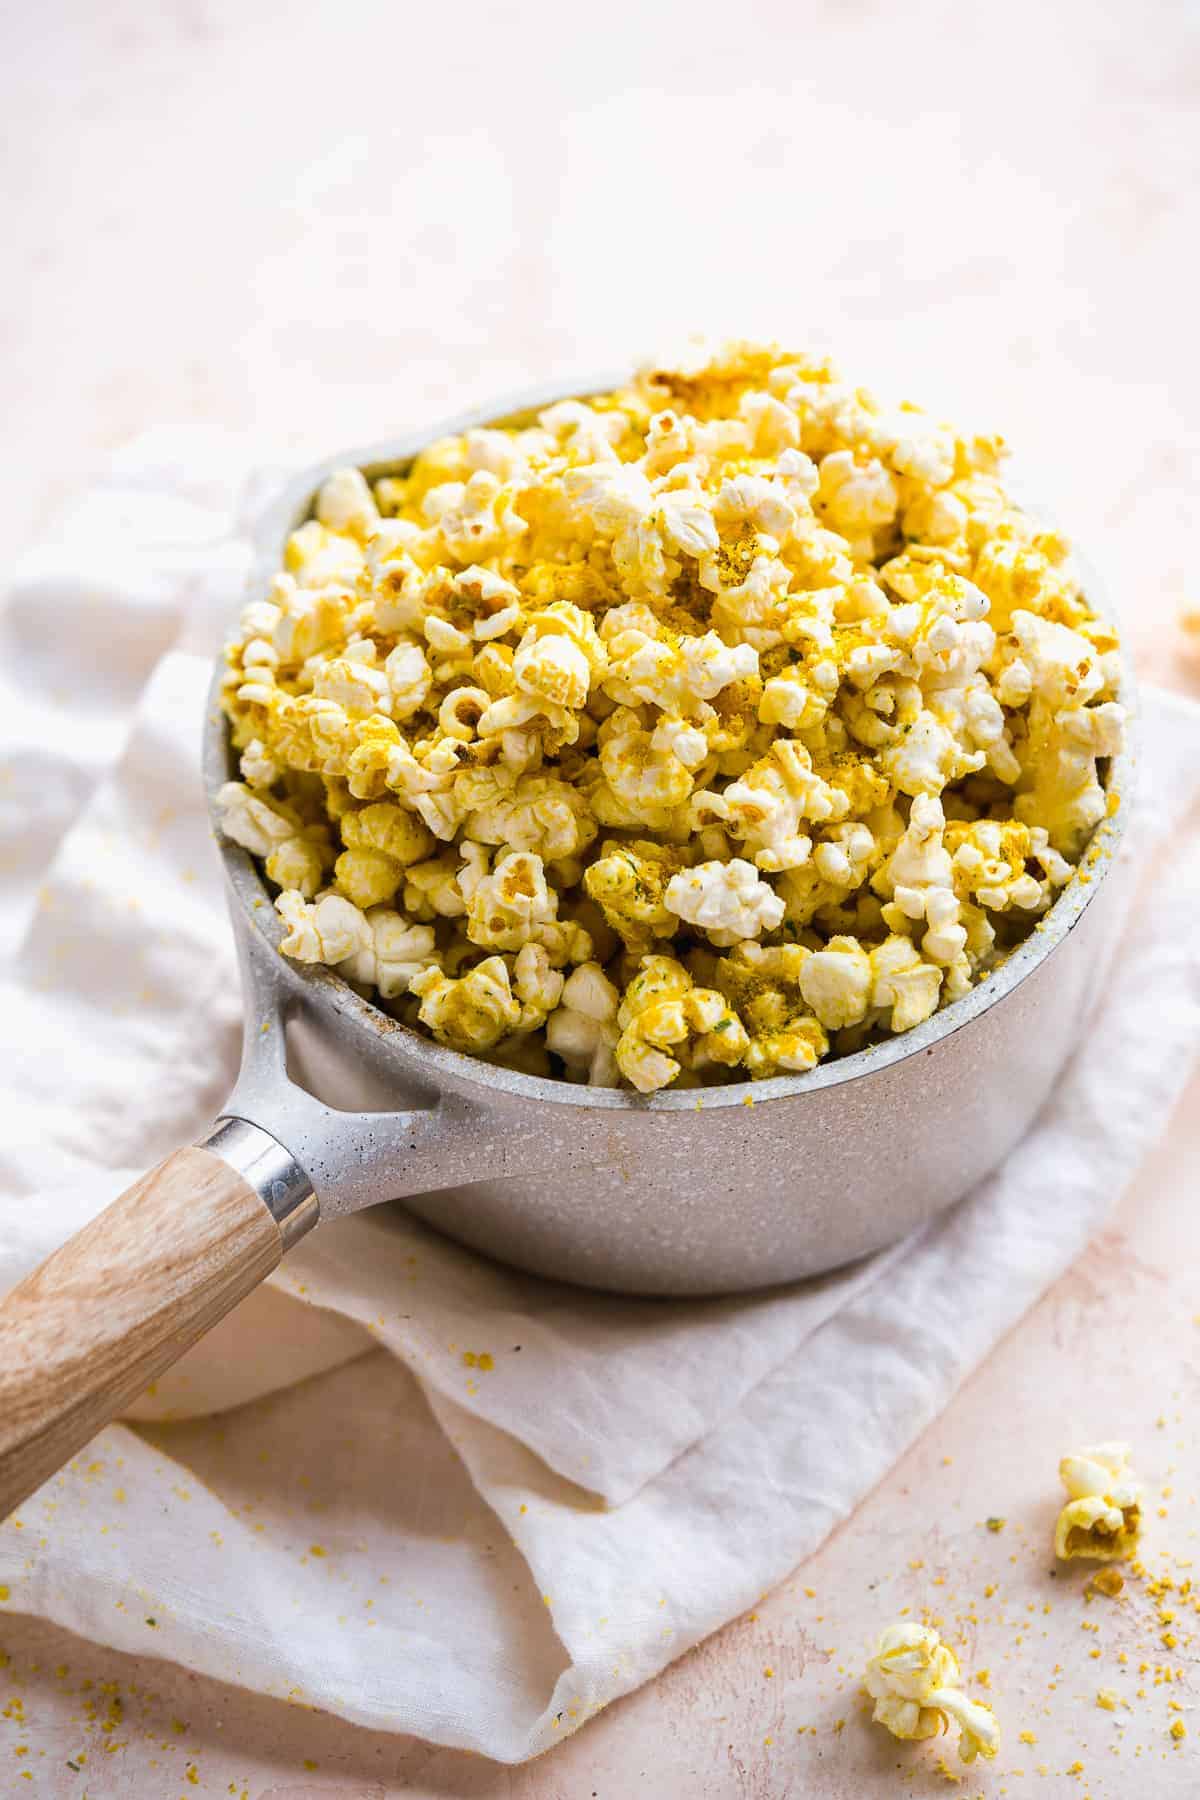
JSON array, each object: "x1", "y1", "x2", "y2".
[{"x1": 3, "y1": 0, "x2": 1199, "y2": 1793}]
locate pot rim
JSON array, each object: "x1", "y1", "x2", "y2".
[{"x1": 204, "y1": 373, "x2": 1136, "y2": 1115}]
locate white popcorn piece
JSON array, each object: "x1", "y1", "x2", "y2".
[
  {"x1": 818, "y1": 450, "x2": 899, "y2": 542},
  {"x1": 879, "y1": 795, "x2": 966, "y2": 966},
  {"x1": 339, "y1": 910, "x2": 439, "y2": 998},
  {"x1": 276, "y1": 889, "x2": 371, "y2": 967},
  {"x1": 881, "y1": 710, "x2": 987, "y2": 797},
  {"x1": 315, "y1": 467, "x2": 380, "y2": 540},
  {"x1": 284, "y1": 521, "x2": 365, "y2": 589},
  {"x1": 546, "y1": 961, "x2": 621, "y2": 1085},
  {"x1": 385, "y1": 641, "x2": 434, "y2": 721},
  {"x1": 465, "y1": 850, "x2": 562, "y2": 954},
  {"x1": 1054, "y1": 1443, "x2": 1142, "y2": 1561},
  {"x1": 664, "y1": 858, "x2": 785, "y2": 947},
  {"x1": 707, "y1": 740, "x2": 847, "y2": 873},
  {"x1": 798, "y1": 936, "x2": 873, "y2": 1030},
  {"x1": 456, "y1": 766, "x2": 597, "y2": 861},
  {"x1": 312, "y1": 641, "x2": 392, "y2": 715},
  {"x1": 216, "y1": 782, "x2": 330, "y2": 899},
  {"x1": 239, "y1": 738, "x2": 280, "y2": 790},
  {"x1": 1009, "y1": 609, "x2": 1126, "y2": 853},
  {"x1": 869, "y1": 935, "x2": 944, "y2": 1032},
  {"x1": 865, "y1": 1623, "x2": 999, "y2": 1763}
]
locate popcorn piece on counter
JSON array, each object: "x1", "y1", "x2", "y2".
[
  {"x1": 218, "y1": 341, "x2": 1127, "y2": 1087},
  {"x1": 864, "y1": 1622, "x2": 1000, "y2": 1764},
  {"x1": 1054, "y1": 1443, "x2": 1143, "y2": 1561}
]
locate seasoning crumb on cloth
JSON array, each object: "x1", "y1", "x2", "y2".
[{"x1": 216, "y1": 340, "x2": 1127, "y2": 1090}]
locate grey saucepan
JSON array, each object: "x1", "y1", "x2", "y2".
[{"x1": 0, "y1": 377, "x2": 1133, "y2": 1518}]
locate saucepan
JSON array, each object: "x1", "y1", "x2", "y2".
[{"x1": 0, "y1": 376, "x2": 1133, "y2": 1518}]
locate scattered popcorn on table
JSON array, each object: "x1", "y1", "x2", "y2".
[
  {"x1": 864, "y1": 1622, "x2": 999, "y2": 1763},
  {"x1": 218, "y1": 342, "x2": 1127, "y2": 1089},
  {"x1": 1054, "y1": 1443, "x2": 1142, "y2": 1561}
]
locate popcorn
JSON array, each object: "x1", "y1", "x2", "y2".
[
  {"x1": 276, "y1": 889, "x2": 368, "y2": 967},
  {"x1": 877, "y1": 795, "x2": 966, "y2": 966},
  {"x1": 601, "y1": 611, "x2": 758, "y2": 714},
  {"x1": 615, "y1": 956, "x2": 748, "y2": 1092},
  {"x1": 340, "y1": 910, "x2": 439, "y2": 998},
  {"x1": 880, "y1": 709, "x2": 987, "y2": 797},
  {"x1": 664, "y1": 858, "x2": 784, "y2": 946},
  {"x1": 798, "y1": 936, "x2": 873, "y2": 1030},
  {"x1": 1054, "y1": 1444, "x2": 1142, "y2": 1561},
  {"x1": 315, "y1": 467, "x2": 379, "y2": 540},
  {"x1": 284, "y1": 521, "x2": 364, "y2": 588},
  {"x1": 1008, "y1": 610, "x2": 1126, "y2": 853},
  {"x1": 584, "y1": 839, "x2": 687, "y2": 950},
  {"x1": 511, "y1": 941, "x2": 565, "y2": 1024},
  {"x1": 312, "y1": 642, "x2": 392, "y2": 716},
  {"x1": 868, "y1": 934, "x2": 944, "y2": 1032},
  {"x1": 216, "y1": 782, "x2": 331, "y2": 898},
  {"x1": 402, "y1": 850, "x2": 473, "y2": 920},
  {"x1": 221, "y1": 343, "x2": 1125, "y2": 1088},
  {"x1": 702, "y1": 740, "x2": 847, "y2": 872},
  {"x1": 385, "y1": 642, "x2": 434, "y2": 720},
  {"x1": 334, "y1": 802, "x2": 437, "y2": 908},
  {"x1": 817, "y1": 450, "x2": 899, "y2": 548},
  {"x1": 715, "y1": 942, "x2": 828, "y2": 1076},
  {"x1": 865, "y1": 1623, "x2": 999, "y2": 1764},
  {"x1": 269, "y1": 576, "x2": 356, "y2": 664},
  {"x1": 946, "y1": 819, "x2": 1048, "y2": 912},
  {"x1": 456, "y1": 767, "x2": 597, "y2": 860},
  {"x1": 545, "y1": 961, "x2": 621, "y2": 1084},
  {"x1": 410, "y1": 956, "x2": 523, "y2": 1053},
  {"x1": 513, "y1": 601, "x2": 606, "y2": 711},
  {"x1": 465, "y1": 850, "x2": 561, "y2": 953},
  {"x1": 239, "y1": 738, "x2": 280, "y2": 790},
  {"x1": 595, "y1": 706, "x2": 699, "y2": 828}
]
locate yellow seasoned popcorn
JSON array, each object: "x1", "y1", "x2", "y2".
[
  {"x1": 218, "y1": 341, "x2": 1127, "y2": 1091},
  {"x1": 865, "y1": 1622, "x2": 999, "y2": 1764},
  {"x1": 1054, "y1": 1443, "x2": 1142, "y2": 1561}
]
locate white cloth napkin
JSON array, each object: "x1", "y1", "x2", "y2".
[{"x1": 2, "y1": 434, "x2": 1199, "y2": 1763}]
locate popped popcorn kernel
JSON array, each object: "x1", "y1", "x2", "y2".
[
  {"x1": 865, "y1": 1623, "x2": 999, "y2": 1763},
  {"x1": 1055, "y1": 1443, "x2": 1142, "y2": 1561},
  {"x1": 220, "y1": 343, "x2": 1126, "y2": 1089}
]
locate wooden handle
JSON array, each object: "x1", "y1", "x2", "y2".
[{"x1": 0, "y1": 1147, "x2": 283, "y2": 1518}]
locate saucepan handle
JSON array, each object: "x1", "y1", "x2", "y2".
[{"x1": 0, "y1": 1119, "x2": 316, "y2": 1520}]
